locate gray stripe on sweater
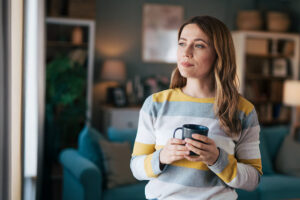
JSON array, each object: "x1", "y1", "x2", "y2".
[{"x1": 157, "y1": 165, "x2": 225, "y2": 187}]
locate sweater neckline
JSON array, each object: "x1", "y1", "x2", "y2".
[{"x1": 175, "y1": 88, "x2": 215, "y2": 103}]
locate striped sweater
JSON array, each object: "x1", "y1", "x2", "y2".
[{"x1": 130, "y1": 88, "x2": 262, "y2": 200}]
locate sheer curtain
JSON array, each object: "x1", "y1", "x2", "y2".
[
  {"x1": 23, "y1": 0, "x2": 45, "y2": 199},
  {"x1": 1, "y1": 0, "x2": 25, "y2": 199},
  {"x1": 0, "y1": 0, "x2": 10, "y2": 199}
]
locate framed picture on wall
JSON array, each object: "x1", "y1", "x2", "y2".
[{"x1": 142, "y1": 4, "x2": 184, "y2": 63}]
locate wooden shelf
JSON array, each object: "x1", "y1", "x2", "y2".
[
  {"x1": 47, "y1": 41, "x2": 88, "y2": 48},
  {"x1": 247, "y1": 53, "x2": 293, "y2": 59},
  {"x1": 246, "y1": 74, "x2": 291, "y2": 80},
  {"x1": 250, "y1": 100, "x2": 283, "y2": 104},
  {"x1": 232, "y1": 31, "x2": 299, "y2": 126}
]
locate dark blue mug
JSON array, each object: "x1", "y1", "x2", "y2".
[{"x1": 173, "y1": 124, "x2": 209, "y2": 156}]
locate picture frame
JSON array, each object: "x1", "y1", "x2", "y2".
[
  {"x1": 142, "y1": 4, "x2": 184, "y2": 63},
  {"x1": 272, "y1": 58, "x2": 288, "y2": 77},
  {"x1": 107, "y1": 87, "x2": 128, "y2": 107}
]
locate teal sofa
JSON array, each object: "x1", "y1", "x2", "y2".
[
  {"x1": 59, "y1": 126, "x2": 146, "y2": 200},
  {"x1": 60, "y1": 125, "x2": 300, "y2": 200},
  {"x1": 237, "y1": 126, "x2": 300, "y2": 200}
]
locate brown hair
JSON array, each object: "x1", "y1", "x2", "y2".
[{"x1": 170, "y1": 16, "x2": 241, "y2": 137}]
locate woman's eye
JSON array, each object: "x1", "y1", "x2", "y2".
[
  {"x1": 195, "y1": 44, "x2": 204, "y2": 48},
  {"x1": 178, "y1": 42, "x2": 185, "y2": 47}
]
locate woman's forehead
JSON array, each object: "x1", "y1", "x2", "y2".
[{"x1": 180, "y1": 24, "x2": 211, "y2": 44}]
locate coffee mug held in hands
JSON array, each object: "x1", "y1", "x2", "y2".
[{"x1": 173, "y1": 124, "x2": 209, "y2": 156}]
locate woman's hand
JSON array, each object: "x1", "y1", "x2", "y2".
[
  {"x1": 184, "y1": 134, "x2": 219, "y2": 166},
  {"x1": 160, "y1": 138, "x2": 190, "y2": 165}
]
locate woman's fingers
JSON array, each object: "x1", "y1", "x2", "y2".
[
  {"x1": 185, "y1": 143, "x2": 206, "y2": 155},
  {"x1": 171, "y1": 155, "x2": 186, "y2": 161},
  {"x1": 160, "y1": 138, "x2": 190, "y2": 164},
  {"x1": 184, "y1": 154, "x2": 204, "y2": 162},
  {"x1": 170, "y1": 138, "x2": 186, "y2": 145},
  {"x1": 170, "y1": 143, "x2": 188, "y2": 150},
  {"x1": 191, "y1": 134, "x2": 214, "y2": 144},
  {"x1": 184, "y1": 138, "x2": 210, "y2": 151}
]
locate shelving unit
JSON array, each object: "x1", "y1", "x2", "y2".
[
  {"x1": 44, "y1": 17, "x2": 96, "y2": 200},
  {"x1": 46, "y1": 17, "x2": 95, "y2": 123},
  {"x1": 232, "y1": 31, "x2": 300, "y2": 125}
]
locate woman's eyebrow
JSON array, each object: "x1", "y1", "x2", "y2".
[{"x1": 179, "y1": 37, "x2": 209, "y2": 45}]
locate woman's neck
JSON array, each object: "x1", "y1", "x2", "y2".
[{"x1": 182, "y1": 77, "x2": 215, "y2": 98}]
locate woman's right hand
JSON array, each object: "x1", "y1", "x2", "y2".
[{"x1": 159, "y1": 138, "x2": 190, "y2": 165}]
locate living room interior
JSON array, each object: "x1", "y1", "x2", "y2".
[{"x1": 2, "y1": 0, "x2": 300, "y2": 200}]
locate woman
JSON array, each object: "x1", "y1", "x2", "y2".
[{"x1": 130, "y1": 16, "x2": 262, "y2": 200}]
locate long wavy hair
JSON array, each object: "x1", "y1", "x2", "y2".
[{"x1": 170, "y1": 16, "x2": 241, "y2": 137}]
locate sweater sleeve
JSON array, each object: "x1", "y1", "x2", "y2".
[
  {"x1": 130, "y1": 95, "x2": 166, "y2": 180},
  {"x1": 208, "y1": 108, "x2": 262, "y2": 191}
]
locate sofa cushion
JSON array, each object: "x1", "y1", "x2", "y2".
[
  {"x1": 260, "y1": 126, "x2": 289, "y2": 161},
  {"x1": 103, "y1": 181, "x2": 147, "y2": 200},
  {"x1": 99, "y1": 139, "x2": 138, "y2": 189},
  {"x1": 259, "y1": 174, "x2": 300, "y2": 200},
  {"x1": 260, "y1": 132, "x2": 274, "y2": 174},
  {"x1": 107, "y1": 127, "x2": 137, "y2": 148},
  {"x1": 236, "y1": 188, "x2": 260, "y2": 200},
  {"x1": 78, "y1": 125, "x2": 104, "y2": 168},
  {"x1": 275, "y1": 134, "x2": 300, "y2": 176}
]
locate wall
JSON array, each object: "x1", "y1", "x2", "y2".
[{"x1": 95, "y1": 0, "x2": 255, "y2": 81}]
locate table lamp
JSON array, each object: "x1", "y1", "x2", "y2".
[
  {"x1": 101, "y1": 59, "x2": 126, "y2": 82},
  {"x1": 283, "y1": 80, "x2": 300, "y2": 137}
]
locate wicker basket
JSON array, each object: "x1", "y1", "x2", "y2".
[
  {"x1": 236, "y1": 10, "x2": 263, "y2": 30},
  {"x1": 68, "y1": 0, "x2": 96, "y2": 19},
  {"x1": 267, "y1": 11, "x2": 290, "y2": 32}
]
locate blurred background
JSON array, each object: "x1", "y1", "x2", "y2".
[{"x1": 1, "y1": 0, "x2": 300, "y2": 200}]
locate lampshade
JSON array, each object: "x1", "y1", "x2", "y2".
[
  {"x1": 101, "y1": 59, "x2": 126, "y2": 82},
  {"x1": 283, "y1": 80, "x2": 300, "y2": 106}
]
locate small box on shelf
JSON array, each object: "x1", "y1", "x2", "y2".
[
  {"x1": 246, "y1": 38, "x2": 269, "y2": 55},
  {"x1": 272, "y1": 58, "x2": 289, "y2": 77}
]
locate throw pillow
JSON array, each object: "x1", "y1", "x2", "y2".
[
  {"x1": 260, "y1": 125, "x2": 290, "y2": 160},
  {"x1": 99, "y1": 139, "x2": 138, "y2": 189},
  {"x1": 78, "y1": 125, "x2": 104, "y2": 168},
  {"x1": 107, "y1": 127, "x2": 137, "y2": 148},
  {"x1": 275, "y1": 134, "x2": 300, "y2": 176}
]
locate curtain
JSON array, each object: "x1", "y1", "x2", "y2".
[{"x1": 0, "y1": 0, "x2": 10, "y2": 199}]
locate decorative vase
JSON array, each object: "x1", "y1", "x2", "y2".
[
  {"x1": 236, "y1": 10, "x2": 263, "y2": 30},
  {"x1": 72, "y1": 26, "x2": 83, "y2": 45},
  {"x1": 266, "y1": 11, "x2": 290, "y2": 32}
]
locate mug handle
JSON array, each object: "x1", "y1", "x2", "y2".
[{"x1": 173, "y1": 127, "x2": 183, "y2": 140}]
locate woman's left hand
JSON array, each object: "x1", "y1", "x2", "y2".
[{"x1": 184, "y1": 134, "x2": 220, "y2": 166}]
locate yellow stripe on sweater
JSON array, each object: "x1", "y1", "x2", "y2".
[
  {"x1": 238, "y1": 96, "x2": 254, "y2": 116},
  {"x1": 155, "y1": 145, "x2": 164, "y2": 150},
  {"x1": 217, "y1": 154, "x2": 237, "y2": 183},
  {"x1": 239, "y1": 158, "x2": 263, "y2": 175},
  {"x1": 152, "y1": 88, "x2": 215, "y2": 103},
  {"x1": 172, "y1": 159, "x2": 209, "y2": 170},
  {"x1": 132, "y1": 142, "x2": 155, "y2": 156},
  {"x1": 144, "y1": 154, "x2": 157, "y2": 178}
]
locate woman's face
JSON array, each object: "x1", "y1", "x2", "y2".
[{"x1": 177, "y1": 23, "x2": 216, "y2": 80}]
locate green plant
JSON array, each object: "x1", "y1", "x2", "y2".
[{"x1": 46, "y1": 56, "x2": 87, "y2": 157}]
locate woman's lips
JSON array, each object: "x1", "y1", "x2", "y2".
[{"x1": 181, "y1": 62, "x2": 194, "y2": 67}]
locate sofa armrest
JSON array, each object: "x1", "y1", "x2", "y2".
[{"x1": 60, "y1": 148, "x2": 103, "y2": 200}]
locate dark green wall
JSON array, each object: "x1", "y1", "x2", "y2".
[
  {"x1": 95, "y1": 0, "x2": 256, "y2": 81},
  {"x1": 95, "y1": 0, "x2": 300, "y2": 81}
]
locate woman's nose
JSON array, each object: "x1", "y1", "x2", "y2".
[{"x1": 183, "y1": 45, "x2": 193, "y2": 57}]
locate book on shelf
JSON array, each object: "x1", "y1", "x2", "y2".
[
  {"x1": 246, "y1": 38, "x2": 269, "y2": 56},
  {"x1": 270, "y1": 81, "x2": 283, "y2": 102}
]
